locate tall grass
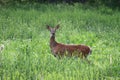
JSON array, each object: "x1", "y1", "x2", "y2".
[{"x1": 0, "y1": 3, "x2": 120, "y2": 80}]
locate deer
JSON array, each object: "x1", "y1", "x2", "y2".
[{"x1": 47, "y1": 24, "x2": 92, "y2": 61}]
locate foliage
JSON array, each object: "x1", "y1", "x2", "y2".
[
  {"x1": 0, "y1": 0, "x2": 120, "y2": 8},
  {"x1": 0, "y1": 3, "x2": 120, "y2": 80}
]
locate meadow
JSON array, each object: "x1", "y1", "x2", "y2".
[{"x1": 0, "y1": 3, "x2": 120, "y2": 80}]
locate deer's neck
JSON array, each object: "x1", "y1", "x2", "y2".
[{"x1": 50, "y1": 35, "x2": 57, "y2": 48}]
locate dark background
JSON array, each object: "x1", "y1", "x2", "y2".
[{"x1": 0, "y1": 0, "x2": 120, "y2": 8}]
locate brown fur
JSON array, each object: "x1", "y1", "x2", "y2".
[{"x1": 47, "y1": 25, "x2": 92, "y2": 58}]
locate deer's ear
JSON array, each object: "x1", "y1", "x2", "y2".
[
  {"x1": 55, "y1": 24, "x2": 60, "y2": 30},
  {"x1": 46, "y1": 25, "x2": 51, "y2": 30}
]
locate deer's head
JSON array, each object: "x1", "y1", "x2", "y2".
[{"x1": 47, "y1": 25, "x2": 60, "y2": 37}]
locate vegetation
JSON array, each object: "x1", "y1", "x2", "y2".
[
  {"x1": 0, "y1": 0, "x2": 120, "y2": 8},
  {"x1": 0, "y1": 3, "x2": 120, "y2": 80}
]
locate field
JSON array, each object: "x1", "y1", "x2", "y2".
[{"x1": 0, "y1": 3, "x2": 120, "y2": 80}]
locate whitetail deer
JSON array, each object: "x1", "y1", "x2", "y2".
[{"x1": 47, "y1": 25, "x2": 92, "y2": 59}]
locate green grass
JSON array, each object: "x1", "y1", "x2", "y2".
[{"x1": 0, "y1": 3, "x2": 120, "y2": 80}]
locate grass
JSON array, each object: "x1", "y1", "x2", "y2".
[{"x1": 0, "y1": 3, "x2": 120, "y2": 80}]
